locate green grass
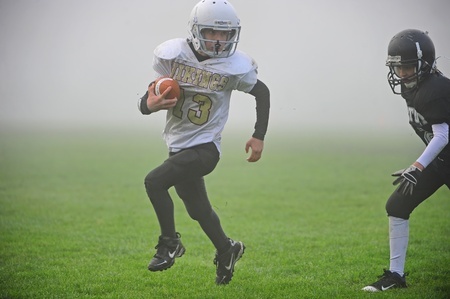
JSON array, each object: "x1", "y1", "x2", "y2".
[{"x1": 0, "y1": 128, "x2": 449, "y2": 298}]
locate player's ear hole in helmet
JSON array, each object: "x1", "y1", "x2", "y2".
[{"x1": 386, "y1": 29, "x2": 436, "y2": 94}]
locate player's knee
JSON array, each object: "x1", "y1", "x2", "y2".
[
  {"x1": 144, "y1": 171, "x2": 162, "y2": 194},
  {"x1": 385, "y1": 196, "x2": 410, "y2": 219},
  {"x1": 144, "y1": 173, "x2": 153, "y2": 188}
]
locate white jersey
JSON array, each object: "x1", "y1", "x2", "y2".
[{"x1": 152, "y1": 38, "x2": 258, "y2": 153}]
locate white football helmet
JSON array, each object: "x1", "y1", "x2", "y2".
[{"x1": 188, "y1": 0, "x2": 241, "y2": 58}]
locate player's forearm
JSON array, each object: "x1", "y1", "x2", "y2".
[
  {"x1": 250, "y1": 80, "x2": 270, "y2": 140},
  {"x1": 416, "y1": 122, "x2": 449, "y2": 168},
  {"x1": 138, "y1": 91, "x2": 152, "y2": 115}
]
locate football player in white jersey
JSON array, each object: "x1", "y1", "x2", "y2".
[
  {"x1": 362, "y1": 29, "x2": 450, "y2": 292},
  {"x1": 138, "y1": 0, "x2": 270, "y2": 285}
]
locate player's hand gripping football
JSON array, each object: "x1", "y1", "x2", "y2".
[
  {"x1": 146, "y1": 82, "x2": 178, "y2": 113},
  {"x1": 392, "y1": 165, "x2": 422, "y2": 195},
  {"x1": 245, "y1": 137, "x2": 263, "y2": 162}
]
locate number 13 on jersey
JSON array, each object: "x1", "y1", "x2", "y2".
[{"x1": 172, "y1": 89, "x2": 213, "y2": 126}]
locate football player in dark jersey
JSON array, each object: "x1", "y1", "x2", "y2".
[{"x1": 363, "y1": 29, "x2": 450, "y2": 292}]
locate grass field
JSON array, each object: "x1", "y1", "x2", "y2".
[{"x1": 1, "y1": 128, "x2": 449, "y2": 298}]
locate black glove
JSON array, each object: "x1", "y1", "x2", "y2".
[
  {"x1": 391, "y1": 168, "x2": 406, "y2": 177},
  {"x1": 392, "y1": 165, "x2": 422, "y2": 195}
]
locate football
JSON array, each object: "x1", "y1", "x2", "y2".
[{"x1": 154, "y1": 77, "x2": 180, "y2": 99}]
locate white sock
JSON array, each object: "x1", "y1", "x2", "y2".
[{"x1": 389, "y1": 216, "x2": 409, "y2": 276}]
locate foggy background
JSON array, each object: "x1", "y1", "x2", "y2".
[{"x1": 1, "y1": 0, "x2": 449, "y2": 135}]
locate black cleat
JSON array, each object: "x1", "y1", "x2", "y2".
[
  {"x1": 362, "y1": 269, "x2": 407, "y2": 292},
  {"x1": 148, "y1": 233, "x2": 185, "y2": 272},
  {"x1": 214, "y1": 239, "x2": 245, "y2": 285}
]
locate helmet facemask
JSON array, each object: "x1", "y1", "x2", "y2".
[
  {"x1": 386, "y1": 42, "x2": 433, "y2": 94},
  {"x1": 192, "y1": 23, "x2": 240, "y2": 58}
]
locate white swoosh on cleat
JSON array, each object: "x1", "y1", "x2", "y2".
[
  {"x1": 225, "y1": 253, "x2": 235, "y2": 271},
  {"x1": 168, "y1": 245, "x2": 179, "y2": 259},
  {"x1": 155, "y1": 260, "x2": 167, "y2": 266},
  {"x1": 381, "y1": 284, "x2": 395, "y2": 291}
]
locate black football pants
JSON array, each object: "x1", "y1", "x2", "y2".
[
  {"x1": 386, "y1": 158, "x2": 450, "y2": 219},
  {"x1": 144, "y1": 142, "x2": 229, "y2": 251}
]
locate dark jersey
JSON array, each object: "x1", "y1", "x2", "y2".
[{"x1": 402, "y1": 72, "x2": 450, "y2": 162}]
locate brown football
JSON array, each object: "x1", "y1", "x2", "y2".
[{"x1": 154, "y1": 77, "x2": 180, "y2": 99}]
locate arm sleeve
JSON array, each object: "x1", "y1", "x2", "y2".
[
  {"x1": 248, "y1": 79, "x2": 270, "y2": 140},
  {"x1": 416, "y1": 122, "x2": 450, "y2": 167},
  {"x1": 137, "y1": 91, "x2": 152, "y2": 115},
  {"x1": 137, "y1": 81, "x2": 156, "y2": 115}
]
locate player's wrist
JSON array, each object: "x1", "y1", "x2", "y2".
[
  {"x1": 412, "y1": 161, "x2": 424, "y2": 171},
  {"x1": 138, "y1": 91, "x2": 152, "y2": 115},
  {"x1": 252, "y1": 132, "x2": 265, "y2": 141}
]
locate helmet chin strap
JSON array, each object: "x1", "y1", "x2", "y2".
[
  {"x1": 214, "y1": 40, "x2": 220, "y2": 55},
  {"x1": 404, "y1": 80, "x2": 417, "y2": 89}
]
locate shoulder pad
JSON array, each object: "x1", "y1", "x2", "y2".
[
  {"x1": 219, "y1": 50, "x2": 258, "y2": 75},
  {"x1": 154, "y1": 38, "x2": 185, "y2": 60}
]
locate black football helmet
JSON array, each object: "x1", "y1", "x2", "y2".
[{"x1": 386, "y1": 29, "x2": 436, "y2": 94}]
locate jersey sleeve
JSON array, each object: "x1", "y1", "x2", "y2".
[
  {"x1": 237, "y1": 67, "x2": 258, "y2": 93},
  {"x1": 419, "y1": 96, "x2": 450, "y2": 125},
  {"x1": 152, "y1": 39, "x2": 184, "y2": 78},
  {"x1": 221, "y1": 50, "x2": 258, "y2": 93},
  {"x1": 416, "y1": 75, "x2": 450, "y2": 125}
]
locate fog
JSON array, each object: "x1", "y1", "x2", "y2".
[{"x1": 1, "y1": 0, "x2": 449, "y2": 134}]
